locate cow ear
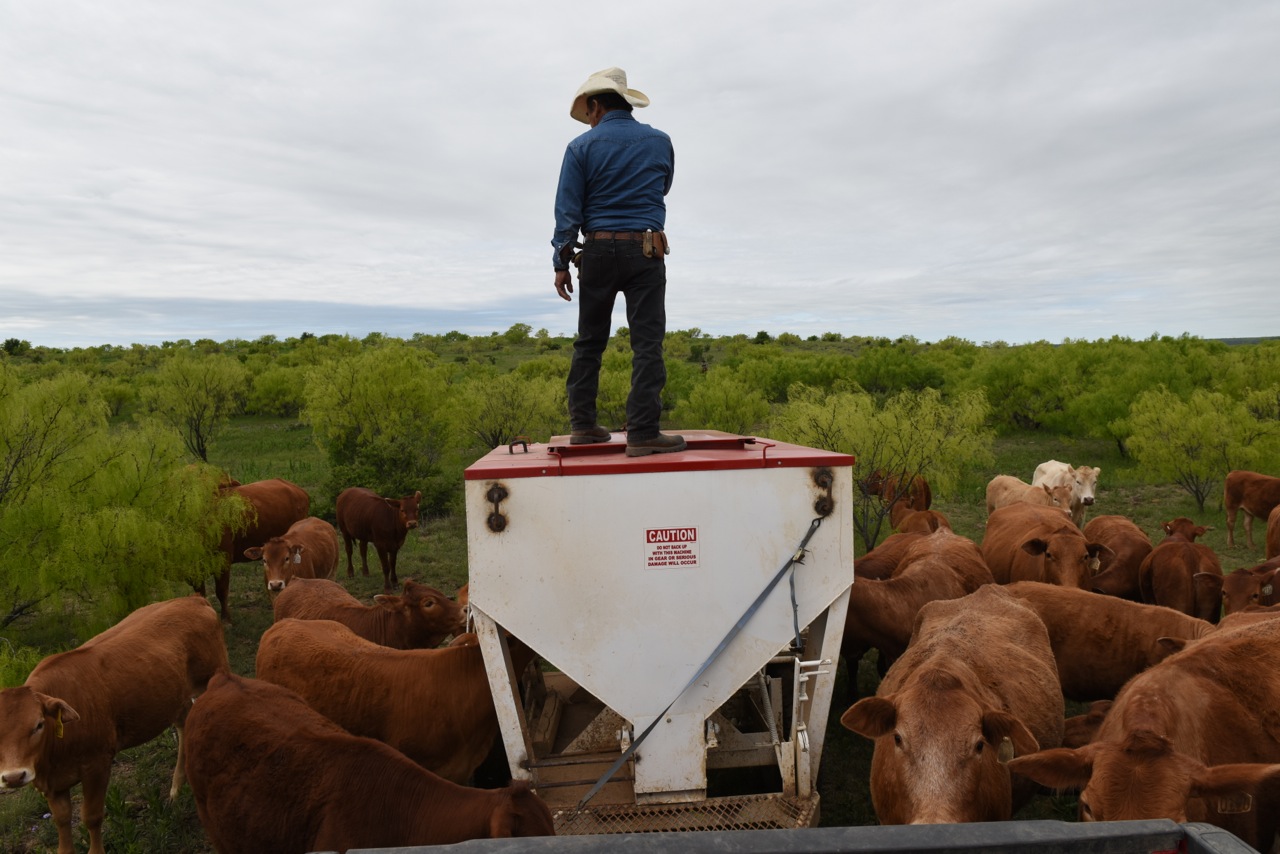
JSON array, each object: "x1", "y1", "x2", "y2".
[
  {"x1": 840, "y1": 696, "x2": 896, "y2": 739},
  {"x1": 413, "y1": 490, "x2": 422, "y2": 501},
  {"x1": 373, "y1": 594, "x2": 393, "y2": 605},
  {"x1": 1156, "y1": 636, "x2": 1189, "y2": 659},
  {"x1": 981, "y1": 710, "x2": 1039, "y2": 759},
  {"x1": 1019, "y1": 538, "x2": 1049, "y2": 557},
  {"x1": 1188, "y1": 762, "x2": 1280, "y2": 814},
  {"x1": 1006, "y1": 747, "x2": 1094, "y2": 790},
  {"x1": 244, "y1": 547, "x2": 263, "y2": 560},
  {"x1": 34, "y1": 692, "x2": 80, "y2": 725}
]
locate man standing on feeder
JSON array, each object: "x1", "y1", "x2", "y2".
[{"x1": 551, "y1": 67, "x2": 686, "y2": 457}]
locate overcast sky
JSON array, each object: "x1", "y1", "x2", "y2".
[{"x1": 3, "y1": 1, "x2": 1277, "y2": 349}]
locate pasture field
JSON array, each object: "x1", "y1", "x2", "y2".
[{"x1": 0, "y1": 418, "x2": 1262, "y2": 852}]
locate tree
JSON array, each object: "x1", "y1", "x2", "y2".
[
  {"x1": 769, "y1": 384, "x2": 993, "y2": 551},
  {"x1": 452, "y1": 371, "x2": 564, "y2": 451},
  {"x1": 302, "y1": 345, "x2": 455, "y2": 513},
  {"x1": 1124, "y1": 387, "x2": 1279, "y2": 512},
  {"x1": 672, "y1": 370, "x2": 769, "y2": 434},
  {"x1": 141, "y1": 352, "x2": 250, "y2": 461},
  {"x1": 0, "y1": 365, "x2": 236, "y2": 630}
]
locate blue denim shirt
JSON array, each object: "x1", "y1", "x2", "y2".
[{"x1": 551, "y1": 110, "x2": 674, "y2": 270}]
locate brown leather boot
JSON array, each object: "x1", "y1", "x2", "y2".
[
  {"x1": 570, "y1": 425, "x2": 612, "y2": 445},
  {"x1": 625, "y1": 433, "x2": 687, "y2": 457}
]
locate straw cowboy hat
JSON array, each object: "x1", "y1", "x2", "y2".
[{"x1": 570, "y1": 67, "x2": 650, "y2": 123}]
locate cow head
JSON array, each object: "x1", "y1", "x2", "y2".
[
  {"x1": 0, "y1": 687, "x2": 80, "y2": 790},
  {"x1": 1009, "y1": 731, "x2": 1280, "y2": 833},
  {"x1": 384, "y1": 491, "x2": 423, "y2": 532},
  {"x1": 372, "y1": 580, "x2": 467, "y2": 647},
  {"x1": 1220, "y1": 567, "x2": 1279, "y2": 616},
  {"x1": 1020, "y1": 534, "x2": 1108, "y2": 589},
  {"x1": 1071, "y1": 466, "x2": 1101, "y2": 506},
  {"x1": 841, "y1": 670, "x2": 1041, "y2": 824},
  {"x1": 246, "y1": 538, "x2": 305, "y2": 593},
  {"x1": 1163, "y1": 518, "x2": 1207, "y2": 541}
]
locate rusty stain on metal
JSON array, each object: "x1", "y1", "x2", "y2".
[{"x1": 486, "y1": 482, "x2": 509, "y2": 533}]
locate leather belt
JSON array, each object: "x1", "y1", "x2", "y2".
[{"x1": 586, "y1": 231, "x2": 648, "y2": 241}]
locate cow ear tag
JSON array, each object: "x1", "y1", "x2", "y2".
[
  {"x1": 293, "y1": 553, "x2": 301, "y2": 564},
  {"x1": 1263, "y1": 585, "x2": 1273, "y2": 596},
  {"x1": 997, "y1": 737, "x2": 1014, "y2": 764},
  {"x1": 55, "y1": 709, "x2": 64, "y2": 739},
  {"x1": 1216, "y1": 793, "x2": 1253, "y2": 814}
]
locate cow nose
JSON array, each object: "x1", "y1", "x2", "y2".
[
  {"x1": 267, "y1": 580, "x2": 285, "y2": 592},
  {"x1": 1083, "y1": 497, "x2": 1095, "y2": 505},
  {"x1": 406, "y1": 520, "x2": 418, "y2": 529},
  {"x1": 1, "y1": 770, "x2": 30, "y2": 788}
]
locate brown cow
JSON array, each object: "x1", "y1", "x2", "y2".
[
  {"x1": 981, "y1": 502, "x2": 1108, "y2": 589},
  {"x1": 0, "y1": 596, "x2": 227, "y2": 854},
  {"x1": 1219, "y1": 558, "x2": 1280, "y2": 616},
  {"x1": 336, "y1": 487, "x2": 422, "y2": 591},
  {"x1": 256, "y1": 621, "x2": 525, "y2": 784},
  {"x1": 272, "y1": 577, "x2": 467, "y2": 649},
  {"x1": 210, "y1": 478, "x2": 310, "y2": 620},
  {"x1": 985, "y1": 475, "x2": 1073, "y2": 516},
  {"x1": 243, "y1": 516, "x2": 339, "y2": 593},
  {"x1": 891, "y1": 507, "x2": 953, "y2": 534},
  {"x1": 184, "y1": 671, "x2": 554, "y2": 853},
  {"x1": 1005, "y1": 581, "x2": 1213, "y2": 701},
  {"x1": 842, "y1": 530, "x2": 994, "y2": 697},
  {"x1": 863, "y1": 469, "x2": 932, "y2": 511},
  {"x1": 841, "y1": 585, "x2": 1064, "y2": 824},
  {"x1": 1008, "y1": 618, "x2": 1280, "y2": 850},
  {"x1": 1138, "y1": 519, "x2": 1224, "y2": 623},
  {"x1": 855, "y1": 532, "x2": 927, "y2": 581},
  {"x1": 1083, "y1": 515, "x2": 1153, "y2": 601},
  {"x1": 1224, "y1": 469, "x2": 1280, "y2": 550},
  {"x1": 1063, "y1": 700, "x2": 1112, "y2": 748},
  {"x1": 1268, "y1": 504, "x2": 1280, "y2": 559}
]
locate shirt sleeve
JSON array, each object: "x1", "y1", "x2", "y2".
[{"x1": 551, "y1": 145, "x2": 585, "y2": 270}]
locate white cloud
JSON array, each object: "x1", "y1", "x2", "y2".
[{"x1": 1, "y1": 0, "x2": 1277, "y2": 348}]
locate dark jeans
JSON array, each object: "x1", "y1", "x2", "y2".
[{"x1": 566, "y1": 237, "x2": 667, "y2": 440}]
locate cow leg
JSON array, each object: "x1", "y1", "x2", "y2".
[
  {"x1": 1226, "y1": 506, "x2": 1238, "y2": 548},
  {"x1": 358, "y1": 540, "x2": 371, "y2": 576},
  {"x1": 170, "y1": 723, "x2": 186, "y2": 800},
  {"x1": 378, "y1": 547, "x2": 394, "y2": 592},
  {"x1": 215, "y1": 566, "x2": 232, "y2": 622},
  {"x1": 342, "y1": 531, "x2": 356, "y2": 577},
  {"x1": 78, "y1": 763, "x2": 111, "y2": 854},
  {"x1": 1245, "y1": 513, "x2": 1255, "y2": 549},
  {"x1": 388, "y1": 549, "x2": 399, "y2": 588},
  {"x1": 44, "y1": 787, "x2": 76, "y2": 854}
]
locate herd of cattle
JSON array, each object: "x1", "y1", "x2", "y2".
[
  {"x1": 849, "y1": 463, "x2": 1280, "y2": 850},
  {"x1": 3, "y1": 464, "x2": 1280, "y2": 853}
]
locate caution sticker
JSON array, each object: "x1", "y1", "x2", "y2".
[{"x1": 645, "y1": 527, "x2": 699, "y2": 569}]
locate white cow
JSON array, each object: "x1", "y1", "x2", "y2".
[{"x1": 1032, "y1": 460, "x2": 1100, "y2": 527}]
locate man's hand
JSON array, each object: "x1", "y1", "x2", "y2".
[{"x1": 554, "y1": 269, "x2": 574, "y2": 302}]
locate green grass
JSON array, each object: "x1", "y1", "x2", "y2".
[{"x1": 1, "y1": 419, "x2": 1263, "y2": 849}]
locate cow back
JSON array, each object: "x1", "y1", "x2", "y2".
[
  {"x1": 1005, "y1": 581, "x2": 1212, "y2": 701},
  {"x1": 256, "y1": 619, "x2": 499, "y2": 783},
  {"x1": 1084, "y1": 515, "x2": 1153, "y2": 600},
  {"x1": 220, "y1": 478, "x2": 310, "y2": 564},
  {"x1": 185, "y1": 672, "x2": 553, "y2": 852}
]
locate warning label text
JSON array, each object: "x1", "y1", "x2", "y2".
[{"x1": 645, "y1": 527, "x2": 699, "y2": 569}]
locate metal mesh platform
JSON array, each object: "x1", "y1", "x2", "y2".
[{"x1": 551, "y1": 792, "x2": 819, "y2": 835}]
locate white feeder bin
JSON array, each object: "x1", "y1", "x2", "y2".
[{"x1": 465, "y1": 430, "x2": 854, "y2": 834}]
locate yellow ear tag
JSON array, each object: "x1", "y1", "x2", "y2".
[
  {"x1": 55, "y1": 709, "x2": 65, "y2": 739},
  {"x1": 997, "y1": 736, "x2": 1014, "y2": 764}
]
